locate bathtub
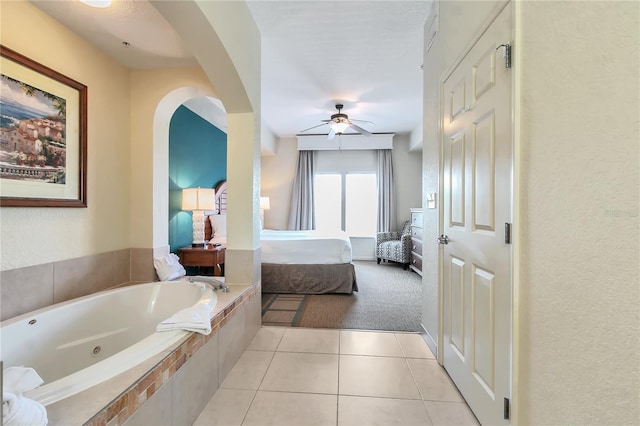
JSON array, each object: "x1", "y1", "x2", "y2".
[{"x1": 0, "y1": 280, "x2": 216, "y2": 406}]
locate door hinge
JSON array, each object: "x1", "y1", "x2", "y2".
[
  {"x1": 504, "y1": 397, "x2": 510, "y2": 420},
  {"x1": 496, "y1": 43, "x2": 511, "y2": 68},
  {"x1": 504, "y1": 223, "x2": 512, "y2": 244}
]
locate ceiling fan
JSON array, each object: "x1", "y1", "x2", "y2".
[{"x1": 299, "y1": 104, "x2": 373, "y2": 140}]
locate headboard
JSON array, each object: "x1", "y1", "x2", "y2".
[
  {"x1": 204, "y1": 180, "x2": 227, "y2": 241},
  {"x1": 215, "y1": 180, "x2": 227, "y2": 214}
]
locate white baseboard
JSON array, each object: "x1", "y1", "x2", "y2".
[
  {"x1": 352, "y1": 256, "x2": 376, "y2": 261},
  {"x1": 420, "y1": 323, "x2": 438, "y2": 361}
]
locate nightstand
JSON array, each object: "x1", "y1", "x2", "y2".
[{"x1": 177, "y1": 245, "x2": 225, "y2": 276}]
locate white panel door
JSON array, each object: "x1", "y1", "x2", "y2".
[{"x1": 441, "y1": 3, "x2": 513, "y2": 425}]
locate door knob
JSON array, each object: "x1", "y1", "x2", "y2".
[{"x1": 437, "y1": 234, "x2": 449, "y2": 245}]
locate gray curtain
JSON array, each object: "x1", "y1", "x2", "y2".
[
  {"x1": 288, "y1": 150, "x2": 316, "y2": 230},
  {"x1": 377, "y1": 149, "x2": 396, "y2": 232}
]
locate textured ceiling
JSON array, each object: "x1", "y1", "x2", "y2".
[
  {"x1": 28, "y1": 0, "x2": 431, "y2": 140},
  {"x1": 247, "y1": 1, "x2": 430, "y2": 138},
  {"x1": 30, "y1": 0, "x2": 197, "y2": 69}
]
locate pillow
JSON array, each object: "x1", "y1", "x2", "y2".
[{"x1": 209, "y1": 214, "x2": 227, "y2": 237}]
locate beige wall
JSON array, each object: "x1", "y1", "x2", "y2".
[
  {"x1": 260, "y1": 135, "x2": 422, "y2": 231},
  {"x1": 0, "y1": 1, "x2": 220, "y2": 269},
  {"x1": 393, "y1": 134, "x2": 422, "y2": 225},
  {"x1": 260, "y1": 137, "x2": 298, "y2": 230},
  {"x1": 0, "y1": 0, "x2": 262, "y2": 280},
  {"x1": 422, "y1": 1, "x2": 639, "y2": 424},
  {"x1": 129, "y1": 68, "x2": 218, "y2": 250},
  {"x1": 0, "y1": 0, "x2": 131, "y2": 270},
  {"x1": 516, "y1": 1, "x2": 639, "y2": 424},
  {"x1": 0, "y1": 0, "x2": 263, "y2": 317}
]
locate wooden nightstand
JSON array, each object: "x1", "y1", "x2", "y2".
[{"x1": 177, "y1": 245, "x2": 225, "y2": 276}]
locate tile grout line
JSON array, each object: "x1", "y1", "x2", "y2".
[
  {"x1": 404, "y1": 355, "x2": 426, "y2": 401},
  {"x1": 394, "y1": 332, "x2": 408, "y2": 358},
  {"x1": 395, "y1": 332, "x2": 431, "y2": 404},
  {"x1": 399, "y1": 336, "x2": 445, "y2": 425},
  {"x1": 403, "y1": 356, "x2": 436, "y2": 424},
  {"x1": 336, "y1": 329, "x2": 342, "y2": 426},
  {"x1": 239, "y1": 327, "x2": 285, "y2": 426},
  {"x1": 237, "y1": 327, "x2": 474, "y2": 425}
]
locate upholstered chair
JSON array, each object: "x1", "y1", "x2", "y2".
[{"x1": 376, "y1": 220, "x2": 412, "y2": 269}]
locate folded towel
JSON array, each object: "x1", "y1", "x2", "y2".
[
  {"x1": 3, "y1": 367, "x2": 43, "y2": 395},
  {"x1": 156, "y1": 288, "x2": 214, "y2": 335},
  {"x1": 3, "y1": 367, "x2": 47, "y2": 426},
  {"x1": 154, "y1": 253, "x2": 186, "y2": 281},
  {"x1": 3, "y1": 392, "x2": 48, "y2": 426}
]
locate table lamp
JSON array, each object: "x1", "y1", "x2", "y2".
[
  {"x1": 182, "y1": 188, "x2": 216, "y2": 247},
  {"x1": 260, "y1": 196, "x2": 270, "y2": 229}
]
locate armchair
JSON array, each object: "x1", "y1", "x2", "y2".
[{"x1": 376, "y1": 220, "x2": 412, "y2": 270}]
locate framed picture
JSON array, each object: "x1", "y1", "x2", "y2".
[{"x1": 0, "y1": 45, "x2": 87, "y2": 207}]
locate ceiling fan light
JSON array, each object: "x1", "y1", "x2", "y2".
[
  {"x1": 79, "y1": 0, "x2": 111, "y2": 8},
  {"x1": 330, "y1": 121, "x2": 349, "y2": 134}
]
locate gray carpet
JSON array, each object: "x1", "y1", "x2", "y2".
[{"x1": 264, "y1": 260, "x2": 423, "y2": 332}]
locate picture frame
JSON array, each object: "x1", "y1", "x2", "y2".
[{"x1": 0, "y1": 45, "x2": 87, "y2": 207}]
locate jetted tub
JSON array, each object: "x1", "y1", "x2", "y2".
[{"x1": 0, "y1": 280, "x2": 216, "y2": 406}]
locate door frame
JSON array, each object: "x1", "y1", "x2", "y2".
[{"x1": 436, "y1": 0, "x2": 519, "y2": 421}]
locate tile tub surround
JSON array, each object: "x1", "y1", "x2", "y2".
[
  {"x1": 43, "y1": 283, "x2": 261, "y2": 426},
  {"x1": 0, "y1": 248, "x2": 156, "y2": 321}
]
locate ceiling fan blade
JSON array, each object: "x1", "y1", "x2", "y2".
[
  {"x1": 349, "y1": 123, "x2": 372, "y2": 137},
  {"x1": 350, "y1": 119, "x2": 374, "y2": 125},
  {"x1": 299, "y1": 122, "x2": 328, "y2": 133},
  {"x1": 327, "y1": 128, "x2": 336, "y2": 140}
]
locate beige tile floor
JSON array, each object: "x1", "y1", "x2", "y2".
[{"x1": 194, "y1": 327, "x2": 480, "y2": 426}]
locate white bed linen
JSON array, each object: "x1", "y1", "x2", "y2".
[{"x1": 260, "y1": 229, "x2": 352, "y2": 264}]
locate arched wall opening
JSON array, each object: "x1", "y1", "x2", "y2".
[
  {"x1": 152, "y1": 86, "x2": 221, "y2": 255},
  {"x1": 167, "y1": 97, "x2": 228, "y2": 253},
  {"x1": 150, "y1": 87, "x2": 260, "y2": 286},
  {"x1": 148, "y1": 0, "x2": 263, "y2": 286}
]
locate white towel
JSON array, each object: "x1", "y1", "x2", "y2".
[
  {"x1": 154, "y1": 253, "x2": 186, "y2": 281},
  {"x1": 156, "y1": 289, "x2": 214, "y2": 335},
  {"x1": 3, "y1": 367, "x2": 47, "y2": 426}
]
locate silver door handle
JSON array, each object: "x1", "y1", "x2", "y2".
[{"x1": 437, "y1": 234, "x2": 449, "y2": 245}]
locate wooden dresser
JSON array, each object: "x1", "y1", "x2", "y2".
[{"x1": 409, "y1": 208, "x2": 423, "y2": 276}]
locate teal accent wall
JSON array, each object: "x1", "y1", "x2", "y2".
[{"x1": 169, "y1": 105, "x2": 226, "y2": 253}]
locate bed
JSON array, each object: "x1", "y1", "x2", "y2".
[
  {"x1": 260, "y1": 229, "x2": 357, "y2": 294},
  {"x1": 205, "y1": 181, "x2": 358, "y2": 294}
]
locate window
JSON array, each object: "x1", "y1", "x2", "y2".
[
  {"x1": 345, "y1": 173, "x2": 377, "y2": 236},
  {"x1": 314, "y1": 174, "x2": 342, "y2": 232},
  {"x1": 314, "y1": 172, "x2": 377, "y2": 236}
]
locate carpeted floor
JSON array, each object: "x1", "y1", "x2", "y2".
[
  {"x1": 261, "y1": 293, "x2": 309, "y2": 327},
  {"x1": 261, "y1": 260, "x2": 423, "y2": 332}
]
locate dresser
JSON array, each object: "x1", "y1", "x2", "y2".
[{"x1": 409, "y1": 208, "x2": 423, "y2": 276}]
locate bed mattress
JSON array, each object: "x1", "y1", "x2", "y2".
[{"x1": 260, "y1": 229, "x2": 353, "y2": 264}]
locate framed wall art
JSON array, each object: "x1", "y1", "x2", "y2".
[{"x1": 0, "y1": 45, "x2": 87, "y2": 207}]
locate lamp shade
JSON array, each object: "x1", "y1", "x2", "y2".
[
  {"x1": 182, "y1": 188, "x2": 216, "y2": 211},
  {"x1": 329, "y1": 121, "x2": 350, "y2": 134},
  {"x1": 260, "y1": 196, "x2": 271, "y2": 210}
]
